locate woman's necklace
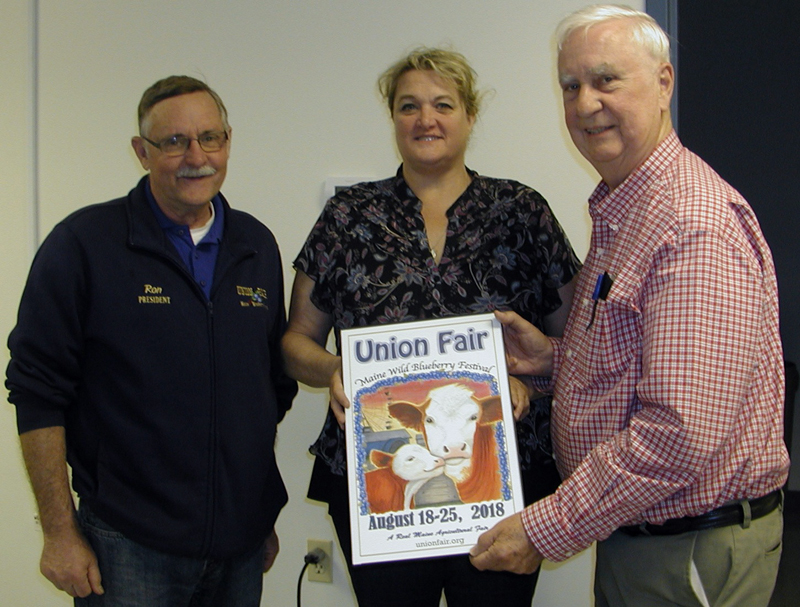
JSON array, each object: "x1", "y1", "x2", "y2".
[{"x1": 429, "y1": 230, "x2": 447, "y2": 261}]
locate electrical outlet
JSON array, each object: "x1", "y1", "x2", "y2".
[{"x1": 306, "y1": 539, "x2": 333, "y2": 583}]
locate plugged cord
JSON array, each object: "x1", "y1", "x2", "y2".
[{"x1": 297, "y1": 548, "x2": 326, "y2": 607}]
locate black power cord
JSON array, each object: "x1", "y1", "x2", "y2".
[{"x1": 297, "y1": 548, "x2": 326, "y2": 607}]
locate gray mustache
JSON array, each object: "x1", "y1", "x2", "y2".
[{"x1": 176, "y1": 166, "x2": 217, "y2": 178}]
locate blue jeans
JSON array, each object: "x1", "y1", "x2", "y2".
[{"x1": 75, "y1": 504, "x2": 265, "y2": 607}]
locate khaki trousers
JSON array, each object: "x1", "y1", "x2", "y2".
[{"x1": 595, "y1": 504, "x2": 783, "y2": 607}]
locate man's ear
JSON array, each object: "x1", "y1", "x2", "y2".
[
  {"x1": 131, "y1": 136, "x2": 150, "y2": 171},
  {"x1": 658, "y1": 62, "x2": 675, "y2": 110}
]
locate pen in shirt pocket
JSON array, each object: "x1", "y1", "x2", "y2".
[{"x1": 587, "y1": 271, "x2": 614, "y2": 330}]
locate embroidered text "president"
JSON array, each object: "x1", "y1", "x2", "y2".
[{"x1": 138, "y1": 284, "x2": 171, "y2": 304}]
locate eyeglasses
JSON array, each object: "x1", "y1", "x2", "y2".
[{"x1": 141, "y1": 131, "x2": 229, "y2": 156}]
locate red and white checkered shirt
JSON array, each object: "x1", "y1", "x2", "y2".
[{"x1": 524, "y1": 131, "x2": 790, "y2": 562}]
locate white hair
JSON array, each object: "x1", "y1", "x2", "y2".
[{"x1": 556, "y1": 4, "x2": 671, "y2": 64}]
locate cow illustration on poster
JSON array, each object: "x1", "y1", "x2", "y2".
[
  {"x1": 363, "y1": 443, "x2": 445, "y2": 513},
  {"x1": 356, "y1": 377, "x2": 512, "y2": 516}
]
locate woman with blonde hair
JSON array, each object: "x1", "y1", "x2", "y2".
[{"x1": 282, "y1": 47, "x2": 580, "y2": 606}]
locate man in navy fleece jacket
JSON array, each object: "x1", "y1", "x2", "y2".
[{"x1": 6, "y1": 75, "x2": 297, "y2": 606}]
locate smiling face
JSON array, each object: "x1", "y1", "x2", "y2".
[
  {"x1": 131, "y1": 91, "x2": 230, "y2": 227},
  {"x1": 558, "y1": 19, "x2": 674, "y2": 189},
  {"x1": 392, "y1": 69, "x2": 475, "y2": 175}
]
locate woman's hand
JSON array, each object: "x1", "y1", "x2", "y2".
[
  {"x1": 508, "y1": 376, "x2": 532, "y2": 421},
  {"x1": 329, "y1": 366, "x2": 351, "y2": 429}
]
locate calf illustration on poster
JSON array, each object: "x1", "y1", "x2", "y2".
[{"x1": 341, "y1": 313, "x2": 524, "y2": 565}]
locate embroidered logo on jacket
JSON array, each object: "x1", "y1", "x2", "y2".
[
  {"x1": 236, "y1": 285, "x2": 269, "y2": 309},
  {"x1": 138, "y1": 284, "x2": 171, "y2": 304}
]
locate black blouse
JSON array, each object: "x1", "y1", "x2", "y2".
[{"x1": 295, "y1": 167, "x2": 581, "y2": 503}]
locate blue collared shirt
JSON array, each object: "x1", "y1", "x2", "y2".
[{"x1": 146, "y1": 180, "x2": 223, "y2": 299}]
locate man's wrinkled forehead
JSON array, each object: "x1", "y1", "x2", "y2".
[
  {"x1": 557, "y1": 22, "x2": 660, "y2": 82},
  {"x1": 140, "y1": 91, "x2": 225, "y2": 136}
]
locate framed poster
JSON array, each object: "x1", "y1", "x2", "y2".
[{"x1": 341, "y1": 313, "x2": 524, "y2": 565}]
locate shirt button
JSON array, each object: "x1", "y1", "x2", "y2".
[{"x1": 565, "y1": 349, "x2": 573, "y2": 358}]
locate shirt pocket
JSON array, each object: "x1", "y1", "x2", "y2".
[{"x1": 568, "y1": 290, "x2": 641, "y2": 388}]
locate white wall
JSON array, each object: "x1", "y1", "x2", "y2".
[
  {"x1": 0, "y1": 1, "x2": 61, "y2": 606},
  {"x1": 1, "y1": 1, "x2": 636, "y2": 605}
]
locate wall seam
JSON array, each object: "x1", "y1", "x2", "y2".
[{"x1": 30, "y1": 0, "x2": 40, "y2": 251}]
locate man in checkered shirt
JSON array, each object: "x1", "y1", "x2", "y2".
[{"x1": 471, "y1": 6, "x2": 790, "y2": 606}]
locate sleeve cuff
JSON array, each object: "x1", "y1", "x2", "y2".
[
  {"x1": 530, "y1": 337, "x2": 561, "y2": 393},
  {"x1": 521, "y1": 490, "x2": 592, "y2": 563}
]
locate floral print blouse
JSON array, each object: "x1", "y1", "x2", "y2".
[{"x1": 295, "y1": 167, "x2": 581, "y2": 502}]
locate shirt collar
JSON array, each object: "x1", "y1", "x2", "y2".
[
  {"x1": 588, "y1": 130, "x2": 683, "y2": 229},
  {"x1": 145, "y1": 178, "x2": 225, "y2": 244},
  {"x1": 392, "y1": 165, "x2": 480, "y2": 214}
]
